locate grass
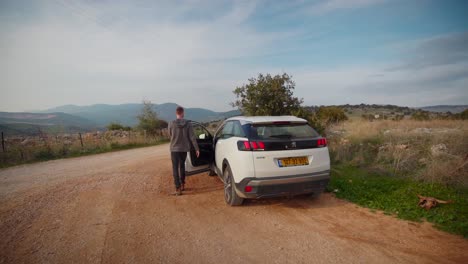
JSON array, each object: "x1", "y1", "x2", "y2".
[
  {"x1": 328, "y1": 164, "x2": 468, "y2": 238},
  {"x1": 326, "y1": 119, "x2": 467, "y2": 237},
  {"x1": 0, "y1": 139, "x2": 169, "y2": 168},
  {"x1": 327, "y1": 119, "x2": 468, "y2": 186}
]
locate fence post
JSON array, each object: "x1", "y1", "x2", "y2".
[
  {"x1": 1, "y1": 131, "x2": 5, "y2": 152},
  {"x1": 79, "y1": 133, "x2": 84, "y2": 148}
]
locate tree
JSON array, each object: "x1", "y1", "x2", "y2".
[
  {"x1": 137, "y1": 100, "x2": 161, "y2": 135},
  {"x1": 231, "y1": 73, "x2": 303, "y2": 116}
]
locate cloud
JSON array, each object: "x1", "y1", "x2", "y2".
[
  {"x1": 0, "y1": 0, "x2": 466, "y2": 113},
  {"x1": 290, "y1": 31, "x2": 468, "y2": 107},
  {"x1": 293, "y1": 62, "x2": 468, "y2": 107},
  {"x1": 308, "y1": 0, "x2": 386, "y2": 14},
  {"x1": 0, "y1": 0, "x2": 283, "y2": 111},
  {"x1": 386, "y1": 31, "x2": 468, "y2": 71}
]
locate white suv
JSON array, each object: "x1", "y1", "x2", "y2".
[{"x1": 185, "y1": 116, "x2": 330, "y2": 206}]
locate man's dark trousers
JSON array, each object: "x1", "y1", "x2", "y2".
[{"x1": 171, "y1": 152, "x2": 187, "y2": 189}]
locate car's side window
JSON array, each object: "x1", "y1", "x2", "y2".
[
  {"x1": 221, "y1": 121, "x2": 234, "y2": 139},
  {"x1": 192, "y1": 123, "x2": 204, "y2": 137},
  {"x1": 191, "y1": 122, "x2": 212, "y2": 140},
  {"x1": 232, "y1": 121, "x2": 244, "y2": 137},
  {"x1": 214, "y1": 124, "x2": 224, "y2": 139}
]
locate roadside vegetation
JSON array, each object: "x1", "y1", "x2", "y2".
[
  {"x1": 326, "y1": 119, "x2": 468, "y2": 237},
  {"x1": 0, "y1": 131, "x2": 168, "y2": 168},
  {"x1": 327, "y1": 119, "x2": 467, "y2": 187},
  {"x1": 0, "y1": 100, "x2": 168, "y2": 168},
  {"x1": 328, "y1": 164, "x2": 467, "y2": 237}
]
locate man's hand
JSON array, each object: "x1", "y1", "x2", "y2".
[{"x1": 196, "y1": 150, "x2": 200, "y2": 158}]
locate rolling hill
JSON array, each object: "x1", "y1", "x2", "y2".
[
  {"x1": 41, "y1": 103, "x2": 240, "y2": 126},
  {"x1": 0, "y1": 112, "x2": 97, "y2": 136},
  {"x1": 418, "y1": 105, "x2": 468, "y2": 113},
  {"x1": 3, "y1": 102, "x2": 464, "y2": 136}
]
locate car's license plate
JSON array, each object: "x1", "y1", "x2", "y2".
[{"x1": 278, "y1": 157, "x2": 309, "y2": 167}]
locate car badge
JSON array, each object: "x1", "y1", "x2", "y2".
[{"x1": 291, "y1": 142, "x2": 296, "y2": 148}]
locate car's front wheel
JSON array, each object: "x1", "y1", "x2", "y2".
[{"x1": 223, "y1": 164, "x2": 243, "y2": 206}]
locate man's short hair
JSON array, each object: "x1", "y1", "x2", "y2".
[{"x1": 176, "y1": 106, "x2": 184, "y2": 115}]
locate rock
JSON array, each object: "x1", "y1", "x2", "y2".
[
  {"x1": 417, "y1": 194, "x2": 452, "y2": 210},
  {"x1": 20, "y1": 138, "x2": 37, "y2": 146},
  {"x1": 395, "y1": 144, "x2": 409, "y2": 150},
  {"x1": 418, "y1": 158, "x2": 427, "y2": 164},
  {"x1": 379, "y1": 144, "x2": 390, "y2": 152},
  {"x1": 431, "y1": 144, "x2": 447, "y2": 156},
  {"x1": 412, "y1": 128, "x2": 432, "y2": 134}
]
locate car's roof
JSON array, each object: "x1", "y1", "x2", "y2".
[{"x1": 226, "y1": 115, "x2": 307, "y2": 125}]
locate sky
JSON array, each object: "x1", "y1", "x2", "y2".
[{"x1": 1, "y1": 0, "x2": 467, "y2": 112}]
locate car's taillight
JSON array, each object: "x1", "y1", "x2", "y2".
[
  {"x1": 237, "y1": 140, "x2": 265, "y2": 151},
  {"x1": 251, "y1": 141, "x2": 258, "y2": 149},
  {"x1": 243, "y1": 141, "x2": 251, "y2": 150},
  {"x1": 258, "y1": 141, "x2": 265, "y2": 149},
  {"x1": 317, "y1": 138, "x2": 327, "y2": 147}
]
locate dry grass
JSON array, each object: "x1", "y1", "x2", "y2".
[
  {"x1": 327, "y1": 119, "x2": 468, "y2": 187},
  {"x1": 0, "y1": 131, "x2": 168, "y2": 168},
  {"x1": 331, "y1": 119, "x2": 467, "y2": 140}
]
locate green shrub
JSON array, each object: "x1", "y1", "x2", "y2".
[
  {"x1": 412, "y1": 111, "x2": 431, "y2": 121},
  {"x1": 107, "y1": 122, "x2": 131, "y2": 131}
]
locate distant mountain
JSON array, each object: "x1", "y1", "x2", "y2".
[
  {"x1": 0, "y1": 112, "x2": 97, "y2": 136},
  {"x1": 417, "y1": 105, "x2": 468, "y2": 114},
  {"x1": 41, "y1": 103, "x2": 240, "y2": 126}
]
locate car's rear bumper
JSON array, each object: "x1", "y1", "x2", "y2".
[{"x1": 234, "y1": 170, "x2": 330, "y2": 199}]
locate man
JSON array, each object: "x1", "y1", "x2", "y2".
[{"x1": 168, "y1": 106, "x2": 200, "y2": 195}]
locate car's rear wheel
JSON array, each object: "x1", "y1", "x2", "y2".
[{"x1": 223, "y1": 164, "x2": 243, "y2": 206}]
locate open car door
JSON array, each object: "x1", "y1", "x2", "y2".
[{"x1": 185, "y1": 121, "x2": 214, "y2": 176}]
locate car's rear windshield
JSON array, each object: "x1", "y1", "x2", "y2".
[{"x1": 249, "y1": 123, "x2": 320, "y2": 139}]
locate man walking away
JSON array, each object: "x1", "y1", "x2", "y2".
[{"x1": 169, "y1": 106, "x2": 200, "y2": 195}]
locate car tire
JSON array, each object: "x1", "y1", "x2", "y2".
[{"x1": 223, "y1": 164, "x2": 243, "y2": 206}]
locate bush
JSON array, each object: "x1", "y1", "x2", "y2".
[
  {"x1": 302, "y1": 106, "x2": 348, "y2": 135},
  {"x1": 454, "y1": 109, "x2": 468, "y2": 120},
  {"x1": 107, "y1": 122, "x2": 131, "y2": 131},
  {"x1": 316, "y1": 106, "x2": 348, "y2": 124},
  {"x1": 412, "y1": 111, "x2": 431, "y2": 121}
]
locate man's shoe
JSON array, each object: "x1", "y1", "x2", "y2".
[
  {"x1": 181, "y1": 184, "x2": 185, "y2": 191},
  {"x1": 174, "y1": 188, "x2": 182, "y2": 196}
]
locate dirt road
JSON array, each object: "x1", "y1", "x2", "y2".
[{"x1": 0, "y1": 144, "x2": 467, "y2": 263}]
